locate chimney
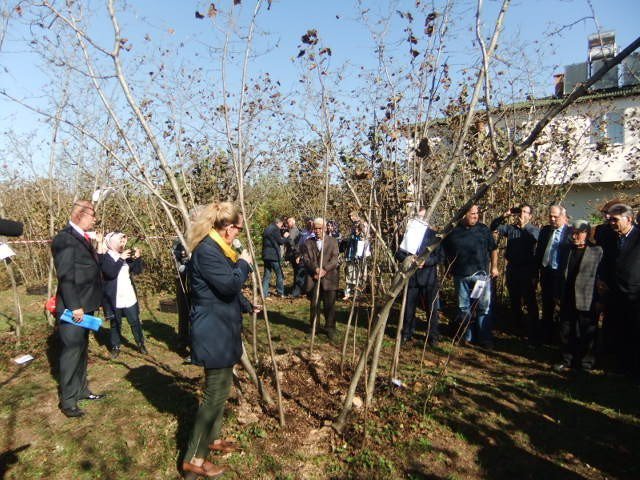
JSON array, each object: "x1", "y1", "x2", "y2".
[{"x1": 553, "y1": 73, "x2": 565, "y2": 98}]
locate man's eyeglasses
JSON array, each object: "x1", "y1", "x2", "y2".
[{"x1": 231, "y1": 224, "x2": 244, "y2": 231}]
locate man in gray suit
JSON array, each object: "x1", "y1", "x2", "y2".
[
  {"x1": 554, "y1": 219, "x2": 602, "y2": 372},
  {"x1": 52, "y1": 200, "x2": 105, "y2": 417},
  {"x1": 301, "y1": 217, "x2": 340, "y2": 340}
]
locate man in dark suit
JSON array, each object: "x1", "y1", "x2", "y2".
[
  {"x1": 301, "y1": 217, "x2": 340, "y2": 340},
  {"x1": 52, "y1": 200, "x2": 105, "y2": 418},
  {"x1": 600, "y1": 204, "x2": 640, "y2": 377},
  {"x1": 534, "y1": 204, "x2": 572, "y2": 346},
  {"x1": 491, "y1": 204, "x2": 540, "y2": 340},
  {"x1": 261, "y1": 217, "x2": 289, "y2": 298},
  {"x1": 396, "y1": 214, "x2": 444, "y2": 345},
  {"x1": 592, "y1": 199, "x2": 622, "y2": 353}
]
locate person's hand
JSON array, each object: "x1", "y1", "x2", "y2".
[
  {"x1": 95, "y1": 232, "x2": 106, "y2": 253},
  {"x1": 318, "y1": 268, "x2": 327, "y2": 278},
  {"x1": 72, "y1": 308, "x2": 85, "y2": 323},
  {"x1": 283, "y1": 231, "x2": 290, "y2": 238},
  {"x1": 596, "y1": 279, "x2": 609, "y2": 295},
  {"x1": 133, "y1": 247, "x2": 141, "y2": 259},
  {"x1": 490, "y1": 267, "x2": 499, "y2": 278},
  {"x1": 239, "y1": 249, "x2": 253, "y2": 264},
  {"x1": 120, "y1": 249, "x2": 131, "y2": 260},
  {"x1": 253, "y1": 304, "x2": 263, "y2": 313}
]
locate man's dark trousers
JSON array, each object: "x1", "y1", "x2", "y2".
[
  {"x1": 308, "y1": 287, "x2": 336, "y2": 331},
  {"x1": 58, "y1": 315, "x2": 93, "y2": 410},
  {"x1": 263, "y1": 259, "x2": 284, "y2": 296},
  {"x1": 505, "y1": 264, "x2": 538, "y2": 338},
  {"x1": 538, "y1": 266, "x2": 562, "y2": 345},
  {"x1": 403, "y1": 285, "x2": 439, "y2": 342},
  {"x1": 109, "y1": 304, "x2": 145, "y2": 349},
  {"x1": 609, "y1": 292, "x2": 640, "y2": 376},
  {"x1": 290, "y1": 259, "x2": 305, "y2": 297},
  {"x1": 559, "y1": 306, "x2": 597, "y2": 366}
]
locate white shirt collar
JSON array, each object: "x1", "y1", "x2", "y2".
[{"x1": 69, "y1": 220, "x2": 85, "y2": 237}]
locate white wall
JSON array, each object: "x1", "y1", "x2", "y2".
[{"x1": 562, "y1": 182, "x2": 640, "y2": 220}]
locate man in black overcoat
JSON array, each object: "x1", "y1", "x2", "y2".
[
  {"x1": 52, "y1": 200, "x2": 105, "y2": 417},
  {"x1": 261, "y1": 217, "x2": 289, "y2": 297},
  {"x1": 599, "y1": 204, "x2": 640, "y2": 378},
  {"x1": 396, "y1": 216, "x2": 444, "y2": 345}
]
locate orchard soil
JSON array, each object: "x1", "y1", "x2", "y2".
[{"x1": 1, "y1": 288, "x2": 639, "y2": 479}]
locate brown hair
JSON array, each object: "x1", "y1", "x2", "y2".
[{"x1": 186, "y1": 201, "x2": 241, "y2": 252}]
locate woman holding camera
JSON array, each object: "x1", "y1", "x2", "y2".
[{"x1": 182, "y1": 202, "x2": 256, "y2": 479}]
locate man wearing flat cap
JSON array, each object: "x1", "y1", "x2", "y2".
[{"x1": 554, "y1": 219, "x2": 602, "y2": 372}]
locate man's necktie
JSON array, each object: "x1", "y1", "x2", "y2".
[{"x1": 542, "y1": 229, "x2": 559, "y2": 268}]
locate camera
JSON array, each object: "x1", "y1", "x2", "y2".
[{"x1": 510, "y1": 207, "x2": 521, "y2": 214}]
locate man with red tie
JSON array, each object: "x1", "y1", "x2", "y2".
[{"x1": 52, "y1": 200, "x2": 105, "y2": 418}]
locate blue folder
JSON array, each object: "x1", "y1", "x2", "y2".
[{"x1": 60, "y1": 309, "x2": 103, "y2": 331}]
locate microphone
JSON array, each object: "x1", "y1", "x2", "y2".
[
  {"x1": 0, "y1": 218, "x2": 24, "y2": 237},
  {"x1": 232, "y1": 238, "x2": 253, "y2": 271},
  {"x1": 232, "y1": 238, "x2": 243, "y2": 253}
]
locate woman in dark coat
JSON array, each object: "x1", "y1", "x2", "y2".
[{"x1": 182, "y1": 201, "x2": 255, "y2": 479}]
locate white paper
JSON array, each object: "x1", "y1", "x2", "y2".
[
  {"x1": 355, "y1": 240, "x2": 370, "y2": 258},
  {"x1": 470, "y1": 279, "x2": 487, "y2": 299},
  {"x1": 0, "y1": 243, "x2": 16, "y2": 260},
  {"x1": 391, "y1": 378, "x2": 404, "y2": 387},
  {"x1": 13, "y1": 354, "x2": 34, "y2": 364},
  {"x1": 399, "y1": 219, "x2": 428, "y2": 254}
]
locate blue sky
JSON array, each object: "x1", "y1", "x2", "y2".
[{"x1": 1, "y1": 0, "x2": 638, "y2": 171}]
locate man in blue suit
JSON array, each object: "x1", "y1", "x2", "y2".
[{"x1": 534, "y1": 204, "x2": 572, "y2": 346}]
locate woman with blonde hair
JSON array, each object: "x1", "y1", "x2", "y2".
[{"x1": 182, "y1": 201, "x2": 256, "y2": 479}]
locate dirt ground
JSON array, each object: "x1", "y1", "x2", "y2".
[{"x1": 1, "y1": 289, "x2": 639, "y2": 479}]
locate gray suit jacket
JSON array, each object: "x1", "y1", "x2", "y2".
[{"x1": 563, "y1": 245, "x2": 602, "y2": 312}]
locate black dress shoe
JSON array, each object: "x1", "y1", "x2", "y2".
[
  {"x1": 61, "y1": 406, "x2": 85, "y2": 418},
  {"x1": 138, "y1": 345, "x2": 148, "y2": 355},
  {"x1": 82, "y1": 393, "x2": 106, "y2": 400}
]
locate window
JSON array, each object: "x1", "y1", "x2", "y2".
[
  {"x1": 590, "y1": 110, "x2": 625, "y2": 145},
  {"x1": 606, "y1": 111, "x2": 624, "y2": 143}
]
